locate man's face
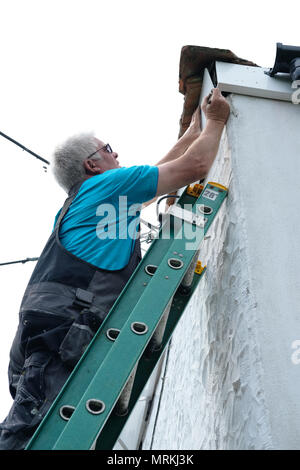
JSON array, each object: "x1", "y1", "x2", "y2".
[
  {"x1": 84, "y1": 139, "x2": 121, "y2": 176},
  {"x1": 95, "y1": 139, "x2": 120, "y2": 171}
]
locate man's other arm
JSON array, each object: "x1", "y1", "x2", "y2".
[{"x1": 154, "y1": 104, "x2": 201, "y2": 167}]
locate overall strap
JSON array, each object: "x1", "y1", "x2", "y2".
[{"x1": 54, "y1": 181, "x2": 83, "y2": 231}]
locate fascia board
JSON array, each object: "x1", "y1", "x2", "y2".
[{"x1": 216, "y1": 61, "x2": 295, "y2": 102}]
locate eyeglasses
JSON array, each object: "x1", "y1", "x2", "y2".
[{"x1": 87, "y1": 143, "x2": 113, "y2": 159}]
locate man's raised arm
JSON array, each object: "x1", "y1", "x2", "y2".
[
  {"x1": 154, "y1": 105, "x2": 201, "y2": 167},
  {"x1": 155, "y1": 88, "x2": 230, "y2": 197}
]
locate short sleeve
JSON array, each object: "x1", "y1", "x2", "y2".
[
  {"x1": 114, "y1": 165, "x2": 158, "y2": 204},
  {"x1": 64, "y1": 165, "x2": 159, "y2": 208}
]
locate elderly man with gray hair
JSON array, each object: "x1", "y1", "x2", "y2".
[{"x1": 0, "y1": 88, "x2": 230, "y2": 449}]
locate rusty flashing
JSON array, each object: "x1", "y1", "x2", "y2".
[{"x1": 178, "y1": 45, "x2": 258, "y2": 137}]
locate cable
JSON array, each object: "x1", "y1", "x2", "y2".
[
  {"x1": 0, "y1": 257, "x2": 39, "y2": 267},
  {"x1": 0, "y1": 131, "x2": 50, "y2": 165},
  {"x1": 156, "y1": 194, "x2": 180, "y2": 219},
  {"x1": 149, "y1": 339, "x2": 172, "y2": 450},
  {"x1": 0, "y1": 133, "x2": 48, "y2": 268}
]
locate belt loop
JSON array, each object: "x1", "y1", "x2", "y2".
[{"x1": 73, "y1": 288, "x2": 95, "y2": 309}]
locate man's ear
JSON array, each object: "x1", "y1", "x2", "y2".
[{"x1": 83, "y1": 159, "x2": 102, "y2": 175}]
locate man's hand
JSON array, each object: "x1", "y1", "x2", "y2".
[
  {"x1": 201, "y1": 88, "x2": 230, "y2": 125},
  {"x1": 153, "y1": 89, "x2": 230, "y2": 199}
]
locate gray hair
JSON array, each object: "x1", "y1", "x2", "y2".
[{"x1": 51, "y1": 132, "x2": 101, "y2": 193}]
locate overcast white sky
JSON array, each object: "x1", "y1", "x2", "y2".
[{"x1": 0, "y1": 0, "x2": 299, "y2": 423}]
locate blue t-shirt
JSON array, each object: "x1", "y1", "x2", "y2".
[{"x1": 53, "y1": 165, "x2": 159, "y2": 270}]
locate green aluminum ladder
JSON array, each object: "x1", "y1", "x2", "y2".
[{"x1": 25, "y1": 181, "x2": 228, "y2": 450}]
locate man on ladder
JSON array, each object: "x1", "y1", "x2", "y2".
[{"x1": 0, "y1": 88, "x2": 230, "y2": 449}]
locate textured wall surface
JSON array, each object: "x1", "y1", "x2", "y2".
[
  {"x1": 143, "y1": 115, "x2": 272, "y2": 450},
  {"x1": 143, "y1": 78, "x2": 300, "y2": 450}
]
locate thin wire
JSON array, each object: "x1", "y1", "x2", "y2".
[
  {"x1": 156, "y1": 194, "x2": 180, "y2": 219},
  {"x1": 0, "y1": 130, "x2": 50, "y2": 165},
  {"x1": 0, "y1": 132, "x2": 49, "y2": 267},
  {"x1": 149, "y1": 340, "x2": 172, "y2": 450},
  {"x1": 0, "y1": 257, "x2": 39, "y2": 267}
]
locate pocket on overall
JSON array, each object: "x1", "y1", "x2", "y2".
[
  {"x1": 58, "y1": 306, "x2": 105, "y2": 369},
  {"x1": 59, "y1": 322, "x2": 94, "y2": 369},
  {"x1": 3, "y1": 351, "x2": 52, "y2": 434},
  {"x1": 20, "y1": 310, "x2": 73, "y2": 358}
]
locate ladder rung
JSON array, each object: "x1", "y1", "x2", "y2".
[
  {"x1": 115, "y1": 363, "x2": 138, "y2": 416},
  {"x1": 146, "y1": 297, "x2": 173, "y2": 355},
  {"x1": 180, "y1": 249, "x2": 200, "y2": 294}
]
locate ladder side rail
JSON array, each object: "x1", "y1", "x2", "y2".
[
  {"x1": 52, "y1": 184, "x2": 227, "y2": 450},
  {"x1": 52, "y1": 220, "x2": 208, "y2": 450}
]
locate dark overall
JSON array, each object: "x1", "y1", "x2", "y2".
[{"x1": 0, "y1": 181, "x2": 141, "y2": 450}]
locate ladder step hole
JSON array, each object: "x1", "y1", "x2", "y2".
[
  {"x1": 106, "y1": 328, "x2": 120, "y2": 341},
  {"x1": 145, "y1": 265, "x2": 157, "y2": 276},
  {"x1": 168, "y1": 258, "x2": 184, "y2": 269},
  {"x1": 86, "y1": 399, "x2": 105, "y2": 415},
  {"x1": 131, "y1": 322, "x2": 148, "y2": 335},
  {"x1": 198, "y1": 204, "x2": 213, "y2": 215},
  {"x1": 59, "y1": 405, "x2": 75, "y2": 421}
]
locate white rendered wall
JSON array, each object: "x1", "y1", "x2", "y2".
[{"x1": 142, "y1": 69, "x2": 300, "y2": 450}]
